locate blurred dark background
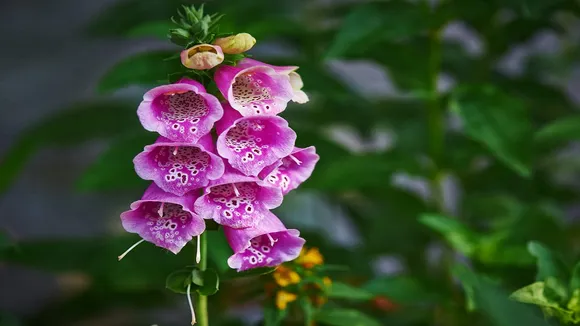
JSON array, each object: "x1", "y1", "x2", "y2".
[{"x1": 1, "y1": 0, "x2": 580, "y2": 325}]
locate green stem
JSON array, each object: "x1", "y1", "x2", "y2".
[{"x1": 196, "y1": 232, "x2": 209, "y2": 326}]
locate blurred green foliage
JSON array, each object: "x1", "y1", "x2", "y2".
[{"x1": 1, "y1": 0, "x2": 580, "y2": 325}]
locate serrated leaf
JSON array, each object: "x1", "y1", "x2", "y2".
[
  {"x1": 528, "y1": 241, "x2": 570, "y2": 283},
  {"x1": 328, "y1": 282, "x2": 373, "y2": 301},
  {"x1": 77, "y1": 132, "x2": 155, "y2": 191},
  {"x1": 419, "y1": 214, "x2": 477, "y2": 256},
  {"x1": 314, "y1": 307, "x2": 381, "y2": 326},
  {"x1": 511, "y1": 281, "x2": 580, "y2": 324},
  {"x1": 451, "y1": 85, "x2": 533, "y2": 178},
  {"x1": 98, "y1": 51, "x2": 184, "y2": 93},
  {"x1": 0, "y1": 100, "x2": 138, "y2": 194}
]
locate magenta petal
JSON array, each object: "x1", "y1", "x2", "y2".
[
  {"x1": 216, "y1": 114, "x2": 296, "y2": 176},
  {"x1": 224, "y1": 211, "x2": 305, "y2": 271},
  {"x1": 120, "y1": 184, "x2": 204, "y2": 254},
  {"x1": 259, "y1": 146, "x2": 319, "y2": 195},
  {"x1": 236, "y1": 58, "x2": 298, "y2": 75},
  {"x1": 215, "y1": 65, "x2": 293, "y2": 116},
  {"x1": 215, "y1": 102, "x2": 243, "y2": 136},
  {"x1": 194, "y1": 169, "x2": 283, "y2": 228},
  {"x1": 137, "y1": 82, "x2": 223, "y2": 143},
  {"x1": 133, "y1": 135, "x2": 225, "y2": 196}
]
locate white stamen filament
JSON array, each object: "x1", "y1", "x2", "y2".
[
  {"x1": 187, "y1": 283, "x2": 196, "y2": 325},
  {"x1": 288, "y1": 154, "x2": 302, "y2": 165},
  {"x1": 267, "y1": 234, "x2": 275, "y2": 246},
  {"x1": 173, "y1": 146, "x2": 179, "y2": 155},
  {"x1": 117, "y1": 239, "x2": 145, "y2": 261},
  {"x1": 232, "y1": 183, "x2": 241, "y2": 197},
  {"x1": 196, "y1": 235, "x2": 201, "y2": 264},
  {"x1": 158, "y1": 202, "x2": 164, "y2": 217}
]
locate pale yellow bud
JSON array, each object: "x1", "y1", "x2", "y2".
[
  {"x1": 180, "y1": 44, "x2": 224, "y2": 70},
  {"x1": 213, "y1": 33, "x2": 256, "y2": 54},
  {"x1": 288, "y1": 72, "x2": 309, "y2": 104}
]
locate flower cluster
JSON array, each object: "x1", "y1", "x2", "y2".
[
  {"x1": 266, "y1": 247, "x2": 331, "y2": 310},
  {"x1": 118, "y1": 36, "x2": 318, "y2": 272}
]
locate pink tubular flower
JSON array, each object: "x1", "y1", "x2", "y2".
[
  {"x1": 215, "y1": 104, "x2": 296, "y2": 177},
  {"x1": 214, "y1": 61, "x2": 294, "y2": 116},
  {"x1": 237, "y1": 58, "x2": 308, "y2": 104},
  {"x1": 224, "y1": 211, "x2": 305, "y2": 271},
  {"x1": 259, "y1": 146, "x2": 319, "y2": 195},
  {"x1": 194, "y1": 166, "x2": 283, "y2": 229},
  {"x1": 137, "y1": 77, "x2": 223, "y2": 143},
  {"x1": 120, "y1": 184, "x2": 205, "y2": 254},
  {"x1": 133, "y1": 135, "x2": 225, "y2": 196}
]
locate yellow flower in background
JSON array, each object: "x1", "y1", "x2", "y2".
[
  {"x1": 296, "y1": 247, "x2": 324, "y2": 269},
  {"x1": 323, "y1": 276, "x2": 332, "y2": 289},
  {"x1": 273, "y1": 265, "x2": 301, "y2": 287},
  {"x1": 276, "y1": 291, "x2": 298, "y2": 310}
]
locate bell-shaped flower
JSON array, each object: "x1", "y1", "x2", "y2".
[
  {"x1": 137, "y1": 77, "x2": 223, "y2": 143},
  {"x1": 237, "y1": 58, "x2": 308, "y2": 104},
  {"x1": 194, "y1": 166, "x2": 283, "y2": 229},
  {"x1": 215, "y1": 104, "x2": 296, "y2": 176},
  {"x1": 214, "y1": 60, "x2": 294, "y2": 116},
  {"x1": 133, "y1": 135, "x2": 225, "y2": 196},
  {"x1": 180, "y1": 44, "x2": 224, "y2": 70},
  {"x1": 259, "y1": 146, "x2": 319, "y2": 195},
  {"x1": 224, "y1": 211, "x2": 305, "y2": 271},
  {"x1": 120, "y1": 184, "x2": 205, "y2": 254},
  {"x1": 214, "y1": 33, "x2": 256, "y2": 54}
]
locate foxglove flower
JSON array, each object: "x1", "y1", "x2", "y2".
[
  {"x1": 133, "y1": 135, "x2": 225, "y2": 196},
  {"x1": 120, "y1": 184, "x2": 205, "y2": 254},
  {"x1": 194, "y1": 166, "x2": 283, "y2": 229},
  {"x1": 216, "y1": 104, "x2": 296, "y2": 176},
  {"x1": 214, "y1": 62, "x2": 294, "y2": 116},
  {"x1": 237, "y1": 58, "x2": 308, "y2": 104},
  {"x1": 137, "y1": 77, "x2": 223, "y2": 143},
  {"x1": 180, "y1": 44, "x2": 224, "y2": 70},
  {"x1": 224, "y1": 211, "x2": 305, "y2": 271},
  {"x1": 259, "y1": 146, "x2": 319, "y2": 195}
]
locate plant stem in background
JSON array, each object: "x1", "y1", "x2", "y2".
[{"x1": 196, "y1": 232, "x2": 209, "y2": 326}]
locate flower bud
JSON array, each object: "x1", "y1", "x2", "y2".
[
  {"x1": 213, "y1": 33, "x2": 256, "y2": 54},
  {"x1": 289, "y1": 72, "x2": 309, "y2": 104},
  {"x1": 180, "y1": 44, "x2": 224, "y2": 70}
]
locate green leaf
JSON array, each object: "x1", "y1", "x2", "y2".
[
  {"x1": 197, "y1": 268, "x2": 220, "y2": 296},
  {"x1": 127, "y1": 21, "x2": 173, "y2": 39},
  {"x1": 535, "y1": 115, "x2": 580, "y2": 148},
  {"x1": 98, "y1": 51, "x2": 183, "y2": 93},
  {"x1": 419, "y1": 214, "x2": 477, "y2": 256},
  {"x1": 263, "y1": 304, "x2": 287, "y2": 326},
  {"x1": 77, "y1": 132, "x2": 155, "y2": 191},
  {"x1": 328, "y1": 282, "x2": 373, "y2": 301},
  {"x1": 450, "y1": 85, "x2": 533, "y2": 178},
  {"x1": 528, "y1": 241, "x2": 570, "y2": 282},
  {"x1": 222, "y1": 266, "x2": 278, "y2": 281},
  {"x1": 165, "y1": 268, "x2": 195, "y2": 294},
  {"x1": 314, "y1": 307, "x2": 381, "y2": 326},
  {"x1": 362, "y1": 276, "x2": 434, "y2": 304},
  {"x1": 453, "y1": 265, "x2": 550, "y2": 326},
  {"x1": 511, "y1": 282, "x2": 580, "y2": 324},
  {"x1": 0, "y1": 100, "x2": 138, "y2": 194},
  {"x1": 327, "y1": 2, "x2": 429, "y2": 58},
  {"x1": 300, "y1": 297, "x2": 315, "y2": 326}
]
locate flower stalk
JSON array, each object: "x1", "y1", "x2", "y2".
[{"x1": 196, "y1": 231, "x2": 209, "y2": 326}]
